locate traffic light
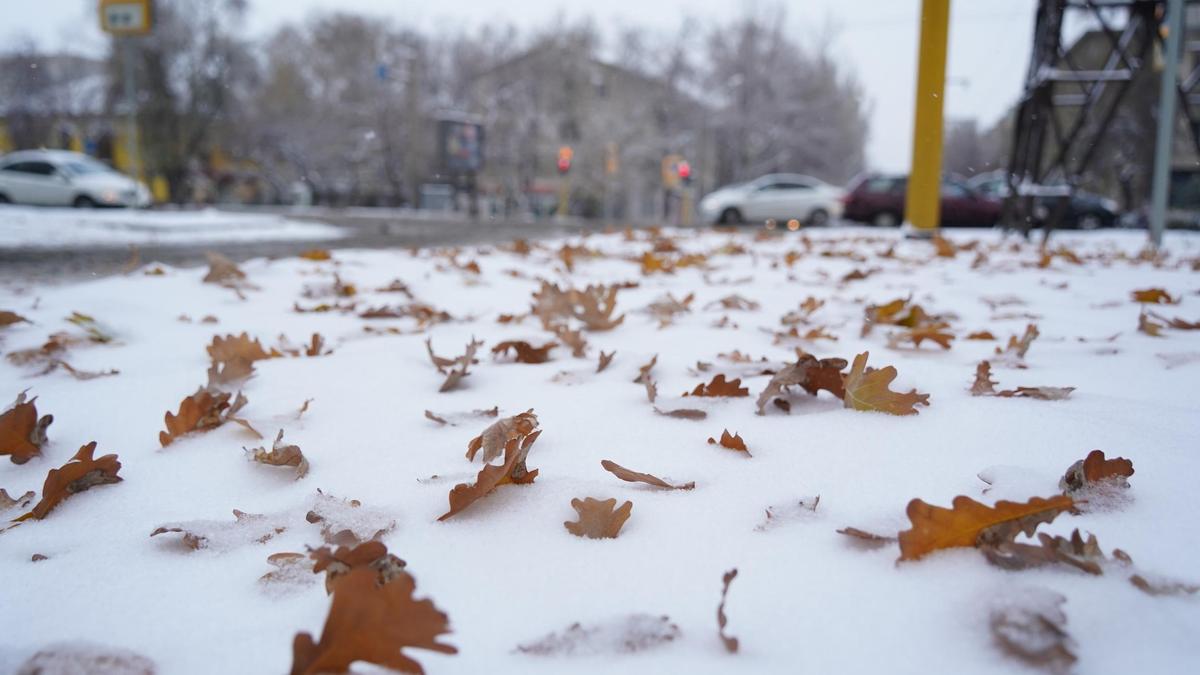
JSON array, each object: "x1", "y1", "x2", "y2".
[
  {"x1": 676, "y1": 160, "x2": 692, "y2": 184},
  {"x1": 557, "y1": 146, "x2": 573, "y2": 175}
]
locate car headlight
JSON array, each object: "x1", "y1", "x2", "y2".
[
  {"x1": 1100, "y1": 198, "x2": 1119, "y2": 213},
  {"x1": 100, "y1": 190, "x2": 120, "y2": 203}
]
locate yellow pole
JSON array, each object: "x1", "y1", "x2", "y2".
[{"x1": 905, "y1": 0, "x2": 951, "y2": 233}]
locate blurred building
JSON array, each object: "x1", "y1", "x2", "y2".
[{"x1": 466, "y1": 40, "x2": 714, "y2": 221}]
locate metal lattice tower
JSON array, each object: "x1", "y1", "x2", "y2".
[{"x1": 1002, "y1": 0, "x2": 1200, "y2": 236}]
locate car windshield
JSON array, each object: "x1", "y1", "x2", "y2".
[{"x1": 62, "y1": 159, "x2": 114, "y2": 176}]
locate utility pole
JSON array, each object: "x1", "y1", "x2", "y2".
[
  {"x1": 1150, "y1": 0, "x2": 1185, "y2": 249},
  {"x1": 904, "y1": 0, "x2": 951, "y2": 235}
]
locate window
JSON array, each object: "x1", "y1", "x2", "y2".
[
  {"x1": 940, "y1": 183, "x2": 970, "y2": 198},
  {"x1": 2, "y1": 161, "x2": 58, "y2": 176},
  {"x1": 63, "y1": 159, "x2": 112, "y2": 176},
  {"x1": 864, "y1": 177, "x2": 902, "y2": 194}
]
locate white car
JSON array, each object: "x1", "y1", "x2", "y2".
[
  {"x1": 0, "y1": 150, "x2": 151, "y2": 208},
  {"x1": 698, "y1": 173, "x2": 845, "y2": 225}
]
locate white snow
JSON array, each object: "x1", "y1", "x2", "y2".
[
  {"x1": 0, "y1": 225, "x2": 1198, "y2": 674},
  {"x1": 0, "y1": 206, "x2": 345, "y2": 249}
]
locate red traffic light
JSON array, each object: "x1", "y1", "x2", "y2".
[
  {"x1": 677, "y1": 160, "x2": 692, "y2": 181},
  {"x1": 557, "y1": 146, "x2": 573, "y2": 174}
]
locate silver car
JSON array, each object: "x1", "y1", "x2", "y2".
[
  {"x1": 698, "y1": 173, "x2": 845, "y2": 225},
  {"x1": 0, "y1": 150, "x2": 152, "y2": 208}
]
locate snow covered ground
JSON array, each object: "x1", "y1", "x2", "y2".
[
  {"x1": 0, "y1": 206, "x2": 345, "y2": 249},
  {"x1": 0, "y1": 225, "x2": 1198, "y2": 674}
]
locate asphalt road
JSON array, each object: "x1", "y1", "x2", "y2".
[{"x1": 0, "y1": 210, "x2": 634, "y2": 286}]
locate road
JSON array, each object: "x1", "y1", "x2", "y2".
[{"x1": 0, "y1": 209, "x2": 632, "y2": 286}]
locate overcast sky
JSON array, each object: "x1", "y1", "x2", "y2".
[{"x1": 9, "y1": 0, "x2": 1039, "y2": 173}]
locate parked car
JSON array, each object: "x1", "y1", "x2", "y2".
[
  {"x1": 842, "y1": 173, "x2": 1001, "y2": 227},
  {"x1": 0, "y1": 150, "x2": 151, "y2": 208},
  {"x1": 698, "y1": 173, "x2": 845, "y2": 225},
  {"x1": 966, "y1": 171, "x2": 1119, "y2": 230}
]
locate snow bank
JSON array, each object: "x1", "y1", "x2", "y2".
[{"x1": 0, "y1": 206, "x2": 344, "y2": 249}]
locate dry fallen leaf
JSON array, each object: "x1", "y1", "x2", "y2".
[
  {"x1": 755, "y1": 350, "x2": 847, "y2": 414},
  {"x1": 596, "y1": 350, "x2": 616, "y2": 373},
  {"x1": 440, "y1": 430, "x2": 542, "y2": 521},
  {"x1": 886, "y1": 325, "x2": 955, "y2": 350},
  {"x1": 1138, "y1": 310, "x2": 1165, "y2": 337},
  {"x1": 247, "y1": 430, "x2": 309, "y2": 480},
  {"x1": 150, "y1": 509, "x2": 288, "y2": 551},
  {"x1": 531, "y1": 282, "x2": 625, "y2": 331},
  {"x1": 159, "y1": 388, "x2": 248, "y2": 447},
  {"x1": 966, "y1": 330, "x2": 996, "y2": 340},
  {"x1": 310, "y1": 540, "x2": 407, "y2": 593},
  {"x1": 633, "y1": 354, "x2": 658, "y2": 384},
  {"x1": 0, "y1": 392, "x2": 53, "y2": 464},
  {"x1": 897, "y1": 495, "x2": 1074, "y2": 561},
  {"x1": 600, "y1": 459, "x2": 694, "y2": 490},
  {"x1": 492, "y1": 340, "x2": 557, "y2": 364},
  {"x1": 971, "y1": 361, "x2": 1074, "y2": 400},
  {"x1": 1131, "y1": 288, "x2": 1178, "y2": 304},
  {"x1": 981, "y1": 529, "x2": 1112, "y2": 575},
  {"x1": 203, "y1": 251, "x2": 246, "y2": 285},
  {"x1": 426, "y1": 337, "x2": 483, "y2": 392},
  {"x1": 15, "y1": 442, "x2": 122, "y2": 521},
  {"x1": 684, "y1": 374, "x2": 749, "y2": 397},
  {"x1": 564, "y1": 497, "x2": 633, "y2": 539},
  {"x1": 0, "y1": 488, "x2": 35, "y2": 514},
  {"x1": 1, "y1": 310, "x2": 30, "y2": 328},
  {"x1": 995, "y1": 324, "x2": 1040, "y2": 360},
  {"x1": 206, "y1": 332, "x2": 278, "y2": 386},
  {"x1": 717, "y1": 568, "x2": 739, "y2": 654},
  {"x1": 707, "y1": 430, "x2": 750, "y2": 455},
  {"x1": 299, "y1": 249, "x2": 332, "y2": 261},
  {"x1": 1059, "y1": 449, "x2": 1134, "y2": 494},
  {"x1": 290, "y1": 566, "x2": 457, "y2": 675},
  {"x1": 466, "y1": 409, "x2": 538, "y2": 464},
  {"x1": 989, "y1": 588, "x2": 1076, "y2": 674},
  {"x1": 836, "y1": 527, "x2": 898, "y2": 549},
  {"x1": 843, "y1": 352, "x2": 930, "y2": 415}
]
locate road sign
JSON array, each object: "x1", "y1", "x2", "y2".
[{"x1": 100, "y1": 0, "x2": 154, "y2": 36}]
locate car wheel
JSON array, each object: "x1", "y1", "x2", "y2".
[
  {"x1": 719, "y1": 208, "x2": 743, "y2": 225},
  {"x1": 872, "y1": 211, "x2": 899, "y2": 227},
  {"x1": 73, "y1": 196, "x2": 97, "y2": 209},
  {"x1": 808, "y1": 209, "x2": 830, "y2": 227},
  {"x1": 0, "y1": 194, "x2": 10, "y2": 204},
  {"x1": 1077, "y1": 214, "x2": 1103, "y2": 231}
]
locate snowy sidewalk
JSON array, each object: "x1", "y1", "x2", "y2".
[{"x1": 0, "y1": 226, "x2": 1198, "y2": 674}]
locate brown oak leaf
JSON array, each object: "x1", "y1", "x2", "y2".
[
  {"x1": 1138, "y1": 310, "x2": 1165, "y2": 337},
  {"x1": 886, "y1": 325, "x2": 955, "y2": 350},
  {"x1": 310, "y1": 541, "x2": 407, "y2": 593},
  {"x1": 425, "y1": 337, "x2": 482, "y2": 392},
  {"x1": 996, "y1": 324, "x2": 1040, "y2": 360},
  {"x1": 439, "y1": 430, "x2": 542, "y2": 521},
  {"x1": 708, "y1": 430, "x2": 750, "y2": 455},
  {"x1": 717, "y1": 568, "x2": 739, "y2": 653},
  {"x1": 1131, "y1": 288, "x2": 1178, "y2": 304},
  {"x1": 897, "y1": 495, "x2": 1074, "y2": 561},
  {"x1": 596, "y1": 350, "x2": 616, "y2": 373},
  {"x1": 601, "y1": 459, "x2": 694, "y2": 490},
  {"x1": 15, "y1": 442, "x2": 122, "y2": 521},
  {"x1": 755, "y1": 350, "x2": 847, "y2": 414},
  {"x1": 1, "y1": 310, "x2": 30, "y2": 327},
  {"x1": 684, "y1": 374, "x2": 749, "y2": 397},
  {"x1": 966, "y1": 330, "x2": 996, "y2": 340},
  {"x1": 247, "y1": 430, "x2": 309, "y2": 479},
  {"x1": 564, "y1": 497, "x2": 633, "y2": 539},
  {"x1": 0, "y1": 392, "x2": 53, "y2": 464},
  {"x1": 290, "y1": 566, "x2": 457, "y2": 675},
  {"x1": 531, "y1": 282, "x2": 625, "y2": 331},
  {"x1": 1, "y1": 488, "x2": 35, "y2": 514},
  {"x1": 843, "y1": 352, "x2": 930, "y2": 415},
  {"x1": 1059, "y1": 449, "x2": 1134, "y2": 493},
  {"x1": 203, "y1": 251, "x2": 246, "y2": 285},
  {"x1": 990, "y1": 588, "x2": 1076, "y2": 674},
  {"x1": 159, "y1": 388, "x2": 248, "y2": 447},
  {"x1": 492, "y1": 340, "x2": 557, "y2": 364},
  {"x1": 466, "y1": 409, "x2": 538, "y2": 463}
]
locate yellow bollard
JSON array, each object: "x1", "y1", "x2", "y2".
[
  {"x1": 904, "y1": 0, "x2": 951, "y2": 233},
  {"x1": 151, "y1": 175, "x2": 170, "y2": 204}
]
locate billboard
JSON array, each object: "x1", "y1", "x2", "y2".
[{"x1": 438, "y1": 120, "x2": 484, "y2": 174}]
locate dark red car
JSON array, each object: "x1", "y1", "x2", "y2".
[{"x1": 842, "y1": 174, "x2": 1001, "y2": 227}]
